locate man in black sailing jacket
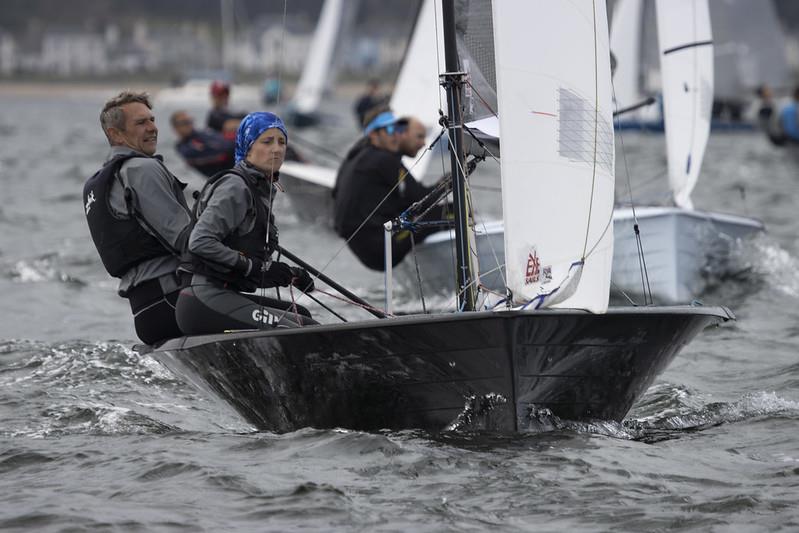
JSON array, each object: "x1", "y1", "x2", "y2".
[
  {"x1": 83, "y1": 91, "x2": 193, "y2": 345},
  {"x1": 333, "y1": 108, "x2": 442, "y2": 271}
]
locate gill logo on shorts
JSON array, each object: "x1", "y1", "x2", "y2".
[
  {"x1": 85, "y1": 190, "x2": 96, "y2": 215},
  {"x1": 252, "y1": 308, "x2": 277, "y2": 325}
]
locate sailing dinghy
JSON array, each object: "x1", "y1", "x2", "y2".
[
  {"x1": 612, "y1": 0, "x2": 764, "y2": 303},
  {"x1": 151, "y1": 0, "x2": 732, "y2": 433}
]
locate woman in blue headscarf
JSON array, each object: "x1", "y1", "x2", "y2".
[{"x1": 176, "y1": 112, "x2": 316, "y2": 335}]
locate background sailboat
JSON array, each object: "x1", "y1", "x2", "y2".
[
  {"x1": 284, "y1": 0, "x2": 359, "y2": 128},
  {"x1": 406, "y1": 0, "x2": 765, "y2": 305},
  {"x1": 612, "y1": 0, "x2": 765, "y2": 303},
  {"x1": 150, "y1": 0, "x2": 730, "y2": 434}
]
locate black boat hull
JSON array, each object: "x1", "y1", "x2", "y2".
[{"x1": 152, "y1": 307, "x2": 732, "y2": 433}]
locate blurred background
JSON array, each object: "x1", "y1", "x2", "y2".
[{"x1": 0, "y1": 0, "x2": 422, "y2": 85}]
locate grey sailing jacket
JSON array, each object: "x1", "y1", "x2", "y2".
[{"x1": 106, "y1": 146, "x2": 193, "y2": 296}]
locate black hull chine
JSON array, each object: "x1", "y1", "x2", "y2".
[{"x1": 153, "y1": 307, "x2": 731, "y2": 433}]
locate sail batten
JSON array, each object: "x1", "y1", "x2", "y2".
[{"x1": 493, "y1": 0, "x2": 614, "y2": 313}]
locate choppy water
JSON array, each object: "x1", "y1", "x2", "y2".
[{"x1": 1, "y1": 86, "x2": 798, "y2": 531}]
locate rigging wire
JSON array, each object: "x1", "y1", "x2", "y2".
[
  {"x1": 256, "y1": 0, "x2": 289, "y2": 328},
  {"x1": 612, "y1": 70, "x2": 652, "y2": 305}
]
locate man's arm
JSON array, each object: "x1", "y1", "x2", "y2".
[
  {"x1": 187, "y1": 176, "x2": 250, "y2": 270},
  {"x1": 177, "y1": 132, "x2": 234, "y2": 167},
  {"x1": 121, "y1": 158, "x2": 193, "y2": 253}
]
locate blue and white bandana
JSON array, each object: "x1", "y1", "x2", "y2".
[{"x1": 235, "y1": 112, "x2": 289, "y2": 163}]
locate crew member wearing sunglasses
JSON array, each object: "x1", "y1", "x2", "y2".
[{"x1": 333, "y1": 106, "x2": 440, "y2": 271}]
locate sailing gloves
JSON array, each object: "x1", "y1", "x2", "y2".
[
  {"x1": 237, "y1": 255, "x2": 313, "y2": 292},
  {"x1": 242, "y1": 256, "x2": 294, "y2": 288},
  {"x1": 290, "y1": 267, "x2": 315, "y2": 293}
]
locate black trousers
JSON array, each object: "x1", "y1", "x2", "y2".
[
  {"x1": 127, "y1": 278, "x2": 183, "y2": 346},
  {"x1": 175, "y1": 276, "x2": 316, "y2": 336}
]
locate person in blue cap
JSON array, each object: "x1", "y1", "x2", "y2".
[
  {"x1": 176, "y1": 111, "x2": 317, "y2": 334},
  {"x1": 333, "y1": 106, "x2": 440, "y2": 271}
]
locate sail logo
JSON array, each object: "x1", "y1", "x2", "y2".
[
  {"x1": 525, "y1": 251, "x2": 540, "y2": 285},
  {"x1": 84, "y1": 190, "x2": 96, "y2": 215},
  {"x1": 252, "y1": 308, "x2": 277, "y2": 326}
]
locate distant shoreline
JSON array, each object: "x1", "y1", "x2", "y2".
[
  {"x1": 0, "y1": 79, "x2": 383, "y2": 99},
  {"x1": 0, "y1": 80, "x2": 168, "y2": 96}
]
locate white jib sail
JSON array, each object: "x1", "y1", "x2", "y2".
[
  {"x1": 493, "y1": 0, "x2": 615, "y2": 313},
  {"x1": 389, "y1": 0, "x2": 446, "y2": 177},
  {"x1": 609, "y1": 0, "x2": 645, "y2": 113},
  {"x1": 293, "y1": 0, "x2": 347, "y2": 115},
  {"x1": 656, "y1": 0, "x2": 713, "y2": 210}
]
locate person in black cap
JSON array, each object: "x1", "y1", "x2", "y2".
[
  {"x1": 176, "y1": 112, "x2": 316, "y2": 335},
  {"x1": 84, "y1": 90, "x2": 193, "y2": 345},
  {"x1": 333, "y1": 107, "x2": 441, "y2": 271}
]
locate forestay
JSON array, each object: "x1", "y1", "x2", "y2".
[
  {"x1": 656, "y1": 0, "x2": 713, "y2": 210},
  {"x1": 493, "y1": 0, "x2": 615, "y2": 313},
  {"x1": 389, "y1": 0, "x2": 446, "y2": 177}
]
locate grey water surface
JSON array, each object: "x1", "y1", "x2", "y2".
[{"x1": 0, "y1": 87, "x2": 797, "y2": 532}]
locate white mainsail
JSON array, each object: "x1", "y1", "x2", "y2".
[
  {"x1": 610, "y1": 0, "x2": 645, "y2": 112},
  {"x1": 389, "y1": 0, "x2": 446, "y2": 177},
  {"x1": 493, "y1": 0, "x2": 615, "y2": 313},
  {"x1": 656, "y1": 0, "x2": 713, "y2": 210},
  {"x1": 292, "y1": 0, "x2": 355, "y2": 115}
]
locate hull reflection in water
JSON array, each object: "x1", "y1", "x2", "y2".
[{"x1": 151, "y1": 307, "x2": 732, "y2": 433}]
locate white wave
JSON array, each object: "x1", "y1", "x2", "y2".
[{"x1": 745, "y1": 238, "x2": 799, "y2": 297}]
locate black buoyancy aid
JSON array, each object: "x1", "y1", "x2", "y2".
[
  {"x1": 188, "y1": 168, "x2": 279, "y2": 289},
  {"x1": 83, "y1": 154, "x2": 175, "y2": 278}
]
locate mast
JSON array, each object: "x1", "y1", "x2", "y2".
[{"x1": 441, "y1": 0, "x2": 476, "y2": 311}]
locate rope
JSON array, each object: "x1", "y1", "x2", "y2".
[{"x1": 313, "y1": 287, "x2": 396, "y2": 317}]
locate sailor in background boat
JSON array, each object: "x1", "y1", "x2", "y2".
[
  {"x1": 353, "y1": 78, "x2": 387, "y2": 127},
  {"x1": 206, "y1": 80, "x2": 247, "y2": 140},
  {"x1": 176, "y1": 112, "x2": 317, "y2": 335},
  {"x1": 170, "y1": 110, "x2": 235, "y2": 178},
  {"x1": 758, "y1": 84, "x2": 799, "y2": 147},
  {"x1": 333, "y1": 108, "x2": 443, "y2": 271},
  {"x1": 84, "y1": 91, "x2": 194, "y2": 345}
]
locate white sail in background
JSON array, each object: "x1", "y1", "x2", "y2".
[
  {"x1": 610, "y1": 0, "x2": 645, "y2": 112},
  {"x1": 493, "y1": 0, "x2": 615, "y2": 313},
  {"x1": 293, "y1": 0, "x2": 354, "y2": 115},
  {"x1": 656, "y1": 0, "x2": 713, "y2": 210},
  {"x1": 389, "y1": 0, "x2": 445, "y2": 177}
]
